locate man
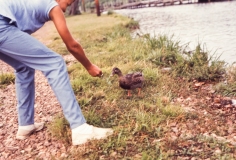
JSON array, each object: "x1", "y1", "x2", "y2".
[{"x1": 0, "y1": 0, "x2": 113, "y2": 145}]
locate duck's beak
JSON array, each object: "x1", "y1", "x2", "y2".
[{"x1": 110, "y1": 72, "x2": 115, "y2": 77}]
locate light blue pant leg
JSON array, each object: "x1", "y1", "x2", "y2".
[
  {"x1": 0, "y1": 23, "x2": 86, "y2": 129},
  {"x1": 0, "y1": 53, "x2": 35, "y2": 126}
]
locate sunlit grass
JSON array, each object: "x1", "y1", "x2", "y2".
[{"x1": 44, "y1": 13, "x2": 235, "y2": 159}]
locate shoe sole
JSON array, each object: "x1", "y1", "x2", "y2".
[{"x1": 72, "y1": 131, "x2": 113, "y2": 145}]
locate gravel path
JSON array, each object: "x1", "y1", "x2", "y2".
[{"x1": 0, "y1": 22, "x2": 76, "y2": 159}]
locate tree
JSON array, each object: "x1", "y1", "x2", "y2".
[
  {"x1": 68, "y1": 0, "x2": 80, "y2": 15},
  {"x1": 95, "y1": 0, "x2": 101, "y2": 16},
  {"x1": 81, "y1": 0, "x2": 86, "y2": 12},
  {"x1": 68, "y1": 0, "x2": 101, "y2": 16}
]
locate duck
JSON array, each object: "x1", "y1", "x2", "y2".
[{"x1": 111, "y1": 67, "x2": 144, "y2": 96}]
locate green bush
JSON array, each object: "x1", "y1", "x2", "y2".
[
  {"x1": 173, "y1": 45, "x2": 226, "y2": 81},
  {"x1": 144, "y1": 34, "x2": 226, "y2": 81},
  {"x1": 125, "y1": 19, "x2": 139, "y2": 30},
  {"x1": 107, "y1": 10, "x2": 114, "y2": 15}
]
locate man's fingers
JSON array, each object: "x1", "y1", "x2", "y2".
[{"x1": 99, "y1": 73, "x2": 103, "y2": 78}]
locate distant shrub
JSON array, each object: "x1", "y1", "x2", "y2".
[
  {"x1": 107, "y1": 10, "x2": 114, "y2": 15},
  {"x1": 144, "y1": 34, "x2": 226, "y2": 81},
  {"x1": 173, "y1": 45, "x2": 226, "y2": 81},
  {"x1": 145, "y1": 34, "x2": 183, "y2": 67},
  {"x1": 125, "y1": 18, "x2": 139, "y2": 30}
]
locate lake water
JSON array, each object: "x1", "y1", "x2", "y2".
[{"x1": 115, "y1": 1, "x2": 236, "y2": 65}]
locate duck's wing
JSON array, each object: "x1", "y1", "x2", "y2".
[
  {"x1": 130, "y1": 72, "x2": 144, "y2": 89},
  {"x1": 132, "y1": 72, "x2": 143, "y2": 79},
  {"x1": 119, "y1": 73, "x2": 133, "y2": 90}
]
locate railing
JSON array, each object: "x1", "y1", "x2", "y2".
[
  {"x1": 99, "y1": 0, "x2": 231, "y2": 10},
  {"x1": 113, "y1": 0, "x2": 197, "y2": 9}
]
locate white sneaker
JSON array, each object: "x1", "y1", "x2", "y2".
[
  {"x1": 16, "y1": 122, "x2": 44, "y2": 140},
  {"x1": 72, "y1": 123, "x2": 113, "y2": 145}
]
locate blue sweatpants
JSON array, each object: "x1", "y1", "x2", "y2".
[{"x1": 0, "y1": 16, "x2": 86, "y2": 129}]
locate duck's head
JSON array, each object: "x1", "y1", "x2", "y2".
[{"x1": 111, "y1": 67, "x2": 122, "y2": 76}]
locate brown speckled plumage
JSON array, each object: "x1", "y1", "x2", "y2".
[{"x1": 111, "y1": 67, "x2": 144, "y2": 96}]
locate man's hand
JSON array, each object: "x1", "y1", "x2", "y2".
[{"x1": 86, "y1": 64, "x2": 103, "y2": 77}]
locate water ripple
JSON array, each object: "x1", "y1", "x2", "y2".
[{"x1": 116, "y1": 1, "x2": 236, "y2": 64}]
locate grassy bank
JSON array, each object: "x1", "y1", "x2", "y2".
[
  {"x1": 48, "y1": 13, "x2": 235, "y2": 159},
  {"x1": 1, "y1": 13, "x2": 235, "y2": 159}
]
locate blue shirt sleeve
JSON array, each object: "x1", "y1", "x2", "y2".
[
  {"x1": 37, "y1": 0, "x2": 58, "y2": 21},
  {"x1": 0, "y1": 0, "x2": 58, "y2": 34}
]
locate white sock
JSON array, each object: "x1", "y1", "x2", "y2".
[{"x1": 19, "y1": 124, "x2": 35, "y2": 131}]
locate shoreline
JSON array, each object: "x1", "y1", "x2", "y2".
[{"x1": 0, "y1": 13, "x2": 236, "y2": 159}]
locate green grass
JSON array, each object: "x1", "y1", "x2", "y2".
[
  {"x1": 214, "y1": 65, "x2": 236, "y2": 96},
  {"x1": 44, "y1": 13, "x2": 236, "y2": 159},
  {"x1": 0, "y1": 72, "x2": 15, "y2": 88},
  {"x1": 47, "y1": 114, "x2": 71, "y2": 146}
]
